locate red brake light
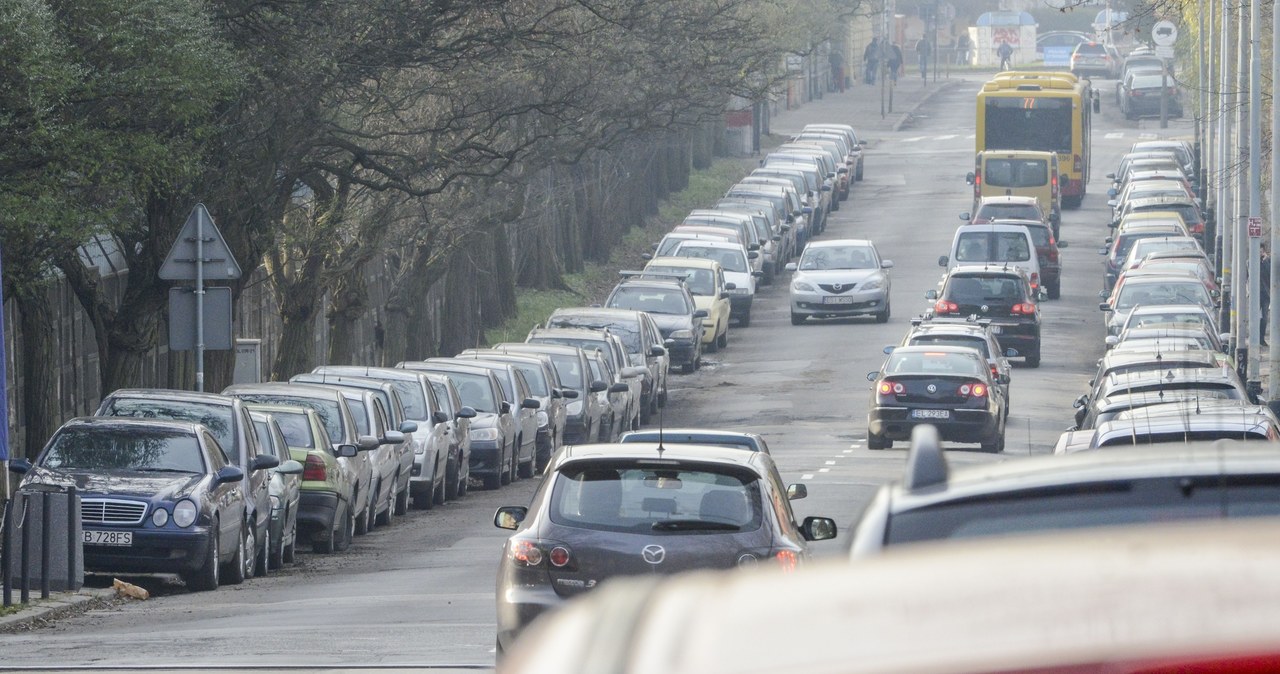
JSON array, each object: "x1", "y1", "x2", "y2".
[
  {"x1": 1011, "y1": 302, "x2": 1037, "y2": 315},
  {"x1": 302, "y1": 454, "x2": 327, "y2": 481},
  {"x1": 878, "y1": 380, "x2": 905, "y2": 396},
  {"x1": 511, "y1": 540, "x2": 544, "y2": 566},
  {"x1": 974, "y1": 170, "x2": 982, "y2": 188},
  {"x1": 548, "y1": 546, "x2": 571, "y2": 567},
  {"x1": 1029, "y1": 273, "x2": 1040, "y2": 289},
  {"x1": 934, "y1": 300, "x2": 959, "y2": 314},
  {"x1": 972, "y1": 383, "x2": 988, "y2": 397},
  {"x1": 775, "y1": 549, "x2": 799, "y2": 572}
]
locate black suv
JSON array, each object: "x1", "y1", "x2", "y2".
[
  {"x1": 925, "y1": 266, "x2": 1043, "y2": 367},
  {"x1": 604, "y1": 272, "x2": 706, "y2": 373}
]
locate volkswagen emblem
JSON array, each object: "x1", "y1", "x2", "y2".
[
  {"x1": 832, "y1": 283, "x2": 843, "y2": 291},
  {"x1": 980, "y1": 304, "x2": 990, "y2": 313},
  {"x1": 642, "y1": 544, "x2": 666, "y2": 564},
  {"x1": 926, "y1": 384, "x2": 937, "y2": 393}
]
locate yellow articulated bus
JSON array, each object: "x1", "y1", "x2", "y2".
[{"x1": 975, "y1": 72, "x2": 1094, "y2": 209}]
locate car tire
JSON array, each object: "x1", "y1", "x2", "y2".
[
  {"x1": 981, "y1": 431, "x2": 1005, "y2": 453},
  {"x1": 518, "y1": 454, "x2": 535, "y2": 479},
  {"x1": 866, "y1": 430, "x2": 891, "y2": 450},
  {"x1": 1048, "y1": 279, "x2": 1061, "y2": 300},
  {"x1": 458, "y1": 463, "x2": 470, "y2": 496},
  {"x1": 1025, "y1": 352, "x2": 1041, "y2": 368},
  {"x1": 377, "y1": 481, "x2": 395, "y2": 526},
  {"x1": 394, "y1": 479, "x2": 410, "y2": 515},
  {"x1": 184, "y1": 528, "x2": 220, "y2": 592},
  {"x1": 445, "y1": 456, "x2": 460, "y2": 501},
  {"x1": 223, "y1": 521, "x2": 250, "y2": 585},
  {"x1": 706, "y1": 334, "x2": 717, "y2": 353},
  {"x1": 874, "y1": 300, "x2": 891, "y2": 324},
  {"x1": 482, "y1": 471, "x2": 502, "y2": 490},
  {"x1": 716, "y1": 327, "x2": 728, "y2": 350},
  {"x1": 763, "y1": 264, "x2": 775, "y2": 286},
  {"x1": 313, "y1": 508, "x2": 337, "y2": 554},
  {"x1": 791, "y1": 312, "x2": 805, "y2": 326},
  {"x1": 269, "y1": 518, "x2": 285, "y2": 570},
  {"x1": 856, "y1": 163, "x2": 864, "y2": 181},
  {"x1": 282, "y1": 520, "x2": 297, "y2": 565},
  {"x1": 412, "y1": 483, "x2": 433, "y2": 510},
  {"x1": 353, "y1": 488, "x2": 369, "y2": 535},
  {"x1": 681, "y1": 361, "x2": 695, "y2": 374},
  {"x1": 255, "y1": 523, "x2": 270, "y2": 577},
  {"x1": 334, "y1": 502, "x2": 354, "y2": 552},
  {"x1": 434, "y1": 468, "x2": 449, "y2": 503},
  {"x1": 739, "y1": 308, "x2": 751, "y2": 327}
]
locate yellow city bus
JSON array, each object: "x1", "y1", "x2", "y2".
[{"x1": 975, "y1": 72, "x2": 1093, "y2": 208}]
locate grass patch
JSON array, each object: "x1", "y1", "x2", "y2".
[{"x1": 485, "y1": 154, "x2": 754, "y2": 346}]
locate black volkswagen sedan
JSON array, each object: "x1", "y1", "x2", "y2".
[
  {"x1": 492, "y1": 442, "x2": 835, "y2": 655},
  {"x1": 866, "y1": 345, "x2": 1006, "y2": 451},
  {"x1": 10, "y1": 417, "x2": 255, "y2": 591}
]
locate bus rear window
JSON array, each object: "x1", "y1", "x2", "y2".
[{"x1": 984, "y1": 159, "x2": 1048, "y2": 188}]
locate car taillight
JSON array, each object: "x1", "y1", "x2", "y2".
[
  {"x1": 878, "y1": 380, "x2": 906, "y2": 397},
  {"x1": 548, "y1": 546, "x2": 572, "y2": 568},
  {"x1": 1011, "y1": 302, "x2": 1037, "y2": 315},
  {"x1": 990, "y1": 364, "x2": 1000, "y2": 378},
  {"x1": 1029, "y1": 273, "x2": 1040, "y2": 289},
  {"x1": 934, "y1": 300, "x2": 959, "y2": 314},
  {"x1": 511, "y1": 540, "x2": 544, "y2": 566},
  {"x1": 775, "y1": 549, "x2": 799, "y2": 572},
  {"x1": 303, "y1": 454, "x2": 327, "y2": 481},
  {"x1": 959, "y1": 382, "x2": 988, "y2": 397},
  {"x1": 1074, "y1": 154, "x2": 1081, "y2": 169},
  {"x1": 510, "y1": 539, "x2": 575, "y2": 569}
]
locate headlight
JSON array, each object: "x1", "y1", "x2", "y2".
[
  {"x1": 861, "y1": 278, "x2": 884, "y2": 291},
  {"x1": 567, "y1": 400, "x2": 585, "y2": 416},
  {"x1": 173, "y1": 500, "x2": 197, "y2": 528},
  {"x1": 670, "y1": 329, "x2": 694, "y2": 339},
  {"x1": 151, "y1": 508, "x2": 169, "y2": 527},
  {"x1": 537, "y1": 410, "x2": 549, "y2": 427},
  {"x1": 470, "y1": 428, "x2": 501, "y2": 441},
  {"x1": 793, "y1": 281, "x2": 817, "y2": 292}
]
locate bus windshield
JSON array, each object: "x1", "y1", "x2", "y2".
[{"x1": 983, "y1": 98, "x2": 1073, "y2": 154}]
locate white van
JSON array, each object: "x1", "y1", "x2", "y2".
[{"x1": 938, "y1": 223, "x2": 1043, "y2": 291}]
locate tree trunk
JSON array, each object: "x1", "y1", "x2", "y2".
[
  {"x1": 271, "y1": 301, "x2": 317, "y2": 381},
  {"x1": 15, "y1": 288, "x2": 59, "y2": 459},
  {"x1": 327, "y1": 267, "x2": 369, "y2": 365}
]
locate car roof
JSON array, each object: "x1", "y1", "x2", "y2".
[
  {"x1": 977, "y1": 195, "x2": 1040, "y2": 206},
  {"x1": 647, "y1": 256, "x2": 720, "y2": 270},
  {"x1": 401, "y1": 360, "x2": 497, "y2": 377},
  {"x1": 549, "y1": 307, "x2": 645, "y2": 323},
  {"x1": 529, "y1": 327, "x2": 612, "y2": 341},
  {"x1": 803, "y1": 238, "x2": 874, "y2": 249},
  {"x1": 496, "y1": 342, "x2": 587, "y2": 357},
  {"x1": 62, "y1": 416, "x2": 202, "y2": 434},
  {"x1": 947, "y1": 265, "x2": 1027, "y2": 279},
  {"x1": 1103, "y1": 366, "x2": 1240, "y2": 387},
  {"x1": 1095, "y1": 388, "x2": 1238, "y2": 412},
  {"x1": 107, "y1": 388, "x2": 235, "y2": 406},
  {"x1": 1127, "y1": 303, "x2": 1211, "y2": 315},
  {"x1": 551, "y1": 442, "x2": 761, "y2": 471},
  {"x1": 672, "y1": 240, "x2": 742, "y2": 252},
  {"x1": 617, "y1": 429, "x2": 766, "y2": 448}
]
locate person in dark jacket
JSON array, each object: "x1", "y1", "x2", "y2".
[{"x1": 863, "y1": 38, "x2": 880, "y2": 84}]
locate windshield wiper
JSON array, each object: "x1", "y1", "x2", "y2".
[
  {"x1": 134, "y1": 467, "x2": 199, "y2": 474},
  {"x1": 651, "y1": 519, "x2": 740, "y2": 532}
]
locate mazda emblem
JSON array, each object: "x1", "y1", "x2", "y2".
[
  {"x1": 642, "y1": 544, "x2": 666, "y2": 564},
  {"x1": 832, "y1": 283, "x2": 843, "y2": 291},
  {"x1": 926, "y1": 384, "x2": 937, "y2": 393},
  {"x1": 980, "y1": 304, "x2": 990, "y2": 313}
]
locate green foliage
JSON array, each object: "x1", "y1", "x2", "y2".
[{"x1": 657, "y1": 160, "x2": 752, "y2": 223}]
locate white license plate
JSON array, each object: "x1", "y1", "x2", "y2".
[
  {"x1": 911, "y1": 409, "x2": 951, "y2": 420},
  {"x1": 83, "y1": 530, "x2": 132, "y2": 546},
  {"x1": 989, "y1": 325, "x2": 1002, "y2": 334},
  {"x1": 823, "y1": 296, "x2": 855, "y2": 304}
]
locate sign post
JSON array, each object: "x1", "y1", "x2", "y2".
[
  {"x1": 159, "y1": 205, "x2": 242, "y2": 392},
  {"x1": 0, "y1": 242, "x2": 8, "y2": 505},
  {"x1": 1152, "y1": 21, "x2": 1178, "y2": 130}
]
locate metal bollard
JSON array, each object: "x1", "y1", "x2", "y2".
[
  {"x1": 67, "y1": 486, "x2": 76, "y2": 592},
  {"x1": 20, "y1": 494, "x2": 30, "y2": 604},
  {"x1": 41, "y1": 491, "x2": 51, "y2": 599}
]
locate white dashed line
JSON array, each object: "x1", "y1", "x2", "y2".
[
  {"x1": 902, "y1": 136, "x2": 926, "y2": 143},
  {"x1": 935, "y1": 134, "x2": 957, "y2": 140},
  {"x1": 843, "y1": 449, "x2": 853, "y2": 453},
  {"x1": 1139, "y1": 132, "x2": 1159, "y2": 140},
  {"x1": 819, "y1": 468, "x2": 831, "y2": 473},
  {"x1": 801, "y1": 474, "x2": 814, "y2": 480},
  {"x1": 825, "y1": 461, "x2": 837, "y2": 465},
  {"x1": 1104, "y1": 132, "x2": 1125, "y2": 139},
  {"x1": 965, "y1": 134, "x2": 976, "y2": 139}
]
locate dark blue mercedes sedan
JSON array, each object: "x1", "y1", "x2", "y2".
[{"x1": 10, "y1": 417, "x2": 259, "y2": 591}]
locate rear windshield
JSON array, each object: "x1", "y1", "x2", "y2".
[
  {"x1": 976, "y1": 203, "x2": 1042, "y2": 221},
  {"x1": 549, "y1": 464, "x2": 762, "y2": 534},
  {"x1": 886, "y1": 351, "x2": 984, "y2": 376},
  {"x1": 676, "y1": 245, "x2": 747, "y2": 273},
  {"x1": 946, "y1": 275, "x2": 1027, "y2": 303},
  {"x1": 42, "y1": 427, "x2": 205, "y2": 473},
  {"x1": 607, "y1": 287, "x2": 692, "y2": 315},
  {"x1": 954, "y1": 232, "x2": 1032, "y2": 262},
  {"x1": 547, "y1": 316, "x2": 640, "y2": 354},
  {"x1": 884, "y1": 477, "x2": 1280, "y2": 545},
  {"x1": 231, "y1": 394, "x2": 343, "y2": 444},
  {"x1": 984, "y1": 159, "x2": 1048, "y2": 188},
  {"x1": 270, "y1": 410, "x2": 317, "y2": 449},
  {"x1": 909, "y1": 335, "x2": 991, "y2": 359},
  {"x1": 649, "y1": 265, "x2": 715, "y2": 296}
]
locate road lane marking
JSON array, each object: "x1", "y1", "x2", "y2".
[
  {"x1": 1105, "y1": 132, "x2": 1124, "y2": 139},
  {"x1": 843, "y1": 449, "x2": 853, "y2": 453},
  {"x1": 801, "y1": 473, "x2": 814, "y2": 480},
  {"x1": 902, "y1": 136, "x2": 926, "y2": 142},
  {"x1": 935, "y1": 134, "x2": 957, "y2": 140},
  {"x1": 819, "y1": 468, "x2": 830, "y2": 473},
  {"x1": 825, "y1": 460, "x2": 837, "y2": 465}
]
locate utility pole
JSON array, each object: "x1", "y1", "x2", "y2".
[
  {"x1": 1247, "y1": 0, "x2": 1262, "y2": 392},
  {"x1": 1196, "y1": 0, "x2": 1206, "y2": 202},
  {"x1": 1217, "y1": 0, "x2": 1233, "y2": 331},
  {"x1": 1232, "y1": 1, "x2": 1248, "y2": 380},
  {"x1": 1269, "y1": 0, "x2": 1280, "y2": 400}
]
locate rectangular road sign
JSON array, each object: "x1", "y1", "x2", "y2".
[
  {"x1": 168, "y1": 287, "x2": 233, "y2": 350},
  {"x1": 1249, "y1": 216, "x2": 1263, "y2": 238}
]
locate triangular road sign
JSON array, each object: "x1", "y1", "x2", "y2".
[{"x1": 158, "y1": 204, "x2": 243, "y2": 281}]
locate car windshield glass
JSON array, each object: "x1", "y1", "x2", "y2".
[
  {"x1": 677, "y1": 245, "x2": 747, "y2": 273},
  {"x1": 448, "y1": 374, "x2": 498, "y2": 413},
  {"x1": 978, "y1": 204, "x2": 1041, "y2": 221},
  {"x1": 549, "y1": 464, "x2": 762, "y2": 533},
  {"x1": 607, "y1": 287, "x2": 691, "y2": 315},
  {"x1": 648, "y1": 266, "x2": 713, "y2": 295},
  {"x1": 984, "y1": 159, "x2": 1048, "y2": 188},
  {"x1": 101, "y1": 399, "x2": 234, "y2": 455},
  {"x1": 799, "y1": 245, "x2": 877, "y2": 270},
  {"x1": 270, "y1": 411, "x2": 316, "y2": 449},
  {"x1": 231, "y1": 394, "x2": 343, "y2": 444},
  {"x1": 1130, "y1": 239, "x2": 1200, "y2": 261},
  {"x1": 548, "y1": 316, "x2": 641, "y2": 353},
  {"x1": 885, "y1": 477, "x2": 1280, "y2": 545},
  {"x1": 947, "y1": 275, "x2": 1026, "y2": 303},
  {"x1": 910, "y1": 335, "x2": 991, "y2": 359},
  {"x1": 382, "y1": 380, "x2": 427, "y2": 419},
  {"x1": 42, "y1": 428, "x2": 205, "y2": 473},
  {"x1": 1115, "y1": 282, "x2": 1211, "y2": 311},
  {"x1": 1127, "y1": 312, "x2": 1211, "y2": 329},
  {"x1": 887, "y1": 352, "x2": 984, "y2": 376}
]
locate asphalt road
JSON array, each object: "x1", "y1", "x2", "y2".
[{"x1": 0, "y1": 79, "x2": 1196, "y2": 671}]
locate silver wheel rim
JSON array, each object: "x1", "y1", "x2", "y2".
[{"x1": 242, "y1": 525, "x2": 255, "y2": 578}]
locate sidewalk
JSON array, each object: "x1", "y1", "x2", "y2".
[
  {"x1": 769, "y1": 68, "x2": 1000, "y2": 137},
  {"x1": 0, "y1": 586, "x2": 116, "y2": 632}
]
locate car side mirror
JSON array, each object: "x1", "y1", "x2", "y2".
[
  {"x1": 1098, "y1": 289, "x2": 1110, "y2": 299},
  {"x1": 719, "y1": 292, "x2": 730, "y2": 299},
  {"x1": 1107, "y1": 188, "x2": 1118, "y2": 197},
  {"x1": 801, "y1": 516, "x2": 838, "y2": 541},
  {"x1": 399, "y1": 420, "x2": 419, "y2": 434},
  {"x1": 589, "y1": 380, "x2": 608, "y2": 393},
  {"x1": 693, "y1": 309, "x2": 709, "y2": 319},
  {"x1": 521, "y1": 398, "x2": 541, "y2": 410},
  {"x1": 276, "y1": 459, "x2": 304, "y2": 476},
  {"x1": 998, "y1": 373, "x2": 1011, "y2": 385},
  {"x1": 786, "y1": 215, "x2": 795, "y2": 224},
  {"x1": 649, "y1": 345, "x2": 666, "y2": 357},
  {"x1": 494, "y1": 505, "x2": 528, "y2": 530},
  {"x1": 335, "y1": 444, "x2": 359, "y2": 458},
  {"x1": 865, "y1": 371, "x2": 878, "y2": 382},
  {"x1": 251, "y1": 454, "x2": 280, "y2": 472},
  {"x1": 965, "y1": 172, "x2": 975, "y2": 185},
  {"x1": 383, "y1": 430, "x2": 406, "y2": 445},
  {"x1": 1037, "y1": 289, "x2": 1048, "y2": 302},
  {"x1": 608, "y1": 383, "x2": 629, "y2": 394},
  {"x1": 1210, "y1": 289, "x2": 1221, "y2": 299},
  {"x1": 749, "y1": 243, "x2": 761, "y2": 251},
  {"x1": 560, "y1": 389, "x2": 579, "y2": 400},
  {"x1": 881, "y1": 259, "x2": 894, "y2": 269},
  {"x1": 925, "y1": 289, "x2": 938, "y2": 300},
  {"x1": 752, "y1": 271, "x2": 764, "y2": 278},
  {"x1": 1005, "y1": 348, "x2": 1020, "y2": 357},
  {"x1": 883, "y1": 345, "x2": 895, "y2": 354},
  {"x1": 1099, "y1": 302, "x2": 1113, "y2": 312},
  {"x1": 216, "y1": 465, "x2": 245, "y2": 484},
  {"x1": 784, "y1": 262, "x2": 798, "y2": 272},
  {"x1": 8, "y1": 458, "x2": 32, "y2": 474},
  {"x1": 938, "y1": 255, "x2": 949, "y2": 267},
  {"x1": 725, "y1": 282, "x2": 737, "y2": 291},
  {"x1": 500, "y1": 400, "x2": 512, "y2": 414},
  {"x1": 1072, "y1": 394, "x2": 1088, "y2": 410},
  {"x1": 787, "y1": 483, "x2": 808, "y2": 500},
  {"x1": 1057, "y1": 240, "x2": 1068, "y2": 248},
  {"x1": 959, "y1": 212, "x2": 971, "y2": 222},
  {"x1": 432, "y1": 410, "x2": 450, "y2": 425},
  {"x1": 821, "y1": 184, "x2": 832, "y2": 192},
  {"x1": 781, "y1": 224, "x2": 792, "y2": 232},
  {"x1": 748, "y1": 251, "x2": 759, "y2": 260},
  {"x1": 1106, "y1": 172, "x2": 1116, "y2": 179},
  {"x1": 640, "y1": 253, "x2": 653, "y2": 261},
  {"x1": 357, "y1": 435, "x2": 381, "y2": 451}
]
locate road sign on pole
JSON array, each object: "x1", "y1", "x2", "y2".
[
  {"x1": 168, "y1": 287, "x2": 233, "y2": 351},
  {"x1": 1152, "y1": 20, "x2": 1178, "y2": 46},
  {"x1": 1249, "y1": 216, "x2": 1263, "y2": 238},
  {"x1": 160, "y1": 205, "x2": 241, "y2": 392}
]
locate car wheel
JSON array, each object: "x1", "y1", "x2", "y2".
[
  {"x1": 360, "y1": 487, "x2": 376, "y2": 534},
  {"x1": 1025, "y1": 349, "x2": 1041, "y2": 368},
  {"x1": 458, "y1": 461, "x2": 470, "y2": 496},
  {"x1": 395, "y1": 478, "x2": 410, "y2": 515},
  {"x1": 334, "y1": 502, "x2": 354, "y2": 552},
  {"x1": 312, "y1": 507, "x2": 337, "y2": 554},
  {"x1": 255, "y1": 522, "x2": 270, "y2": 577},
  {"x1": 353, "y1": 487, "x2": 369, "y2": 535},
  {"x1": 377, "y1": 481, "x2": 395, "y2": 526},
  {"x1": 269, "y1": 517, "x2": 285, "y2": 570},
  {"x1": 445, "y1": 456, "x2": 460, "y2": 501},
  {"x1": 224, "y1": 521, "x2": 250, "y2": 585},
  {"x1": 739, "y1": 308, "x2": 751, "y2": 327},
  {"x1": 184, "y1": 527, "x2": 220, "y2": 592},
  {"x1": 412, "y1": 482, "x2": 433, "y2": 510},
  {"x1": 1048, "y1": 279, "x2": 1061, "y2": 300},
  {"x1": 791, "y1": 312, "x2": 805, "y2": 326},
  {"x1": 500, "y1": 442, "x2": 514, "y2": 486},
  {"x1": 681, "y1": 361, "x2": 695, "y2": 374},
  {"x1": 482, "y1": 471, "x2": 502, "y2": 490},
  {"x1": 705, "y1": 334, "x2": 717, "y2": 353},
  {"x1": 866, "y1": 429, "x2": 891, "y2": 450},
  {"x1": 763, "y1": 264, "x2": 775, "y2": 286},
  {"x1": 981, "y1": 431, "x2": 1005, "y2": 453},
  {"x1": 716, "y1": 326, "x2": 728, "y2": 349},
  {"x1": 282, "y1": 516, "x2": 297, "y2": 565},
  {"x1": 518, "y1": 450, "x2": 535, "y2": 479},
  {"x1": 856, "y1": 163, "x2": 864, "y2": 181},
  {"x1": 874, "y1": 300, "x2": 891, "y2": 324}
]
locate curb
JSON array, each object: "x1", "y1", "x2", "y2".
[
  {"x1": 892, "y1": 78, "x2": 967, "y2": 132},
  {"x1": 0, "y1": 587, "x2": 117, "y2": 633}
]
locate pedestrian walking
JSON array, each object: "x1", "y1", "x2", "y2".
[
  {"x1": 829, "y1": 50, "x2": 846, "y2": 92},
  {"x1": 915, "y1": 36, "x2": 932, "y2": 82},
  {"x1": 863, "y1": 38, "x2": 880, "y2": 85},
  {"x1": 887, "y1": 42, "x2": 903, "y2": 84},
  {"x1": 996, "y1": 40, "x2": 1014, "y2": 71},
  {"x1": 957, "y1": 33, "x2": 972, "y2": 65}
]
